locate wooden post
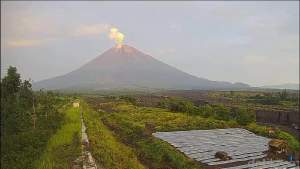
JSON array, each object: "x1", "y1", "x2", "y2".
[{"x1": 32, "y1": 95, "x2": 37, "y2": 129}]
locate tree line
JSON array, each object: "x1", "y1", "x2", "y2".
[{"x1": 1, "y1": 66, "x2": 68, "y2": 169}]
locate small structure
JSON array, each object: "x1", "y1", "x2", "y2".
[
  {"x1": 153, "y1": 128, "x2": 296, "y2": 168},
  {"x1": 215, "y1": 151, "x2": 231, "y2": 161},
  {"x1": 144, "y1": 122, "x2": 156, "y2": 137},
  {"x1": 153, "y1": 128, "x2": 271, "y2": 167},
  {"x1": 73, "y1": 100, "x2": 80, "y2": 108},
  {"x1": 268, "y1": 139, "x2": 288, "y2": 154},
  {"x1": 267, "y1": 127, "x2": 275, "y2": 137}
]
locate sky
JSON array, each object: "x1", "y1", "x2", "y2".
[{"x1": 1, "y1": 1, "x2": 299, "y2": 87}]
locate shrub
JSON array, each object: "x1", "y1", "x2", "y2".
[
  {"x1": 231, "y1": 107, "x2": 256, "y2": 125},
  {"x1": 213, "y1": 104, "x2": 231, "y2": 121},
  {"x1": 120, "y1": 95, "x2": 137, "y2": 105}
]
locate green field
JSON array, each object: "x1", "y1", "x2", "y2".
[
  {"x1": 84, "y1": 99, "x2": 299, "y2": 168},
  {"x1": 35, "y1": 106, "x2": 81, "y2": 169},
  {"x1": 81, "y1": 101, "x2": 145, "y2": 169}
]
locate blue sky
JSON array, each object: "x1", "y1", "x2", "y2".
[{"x1": 1, "y1": 1, "x2": 299, "y2": 86}]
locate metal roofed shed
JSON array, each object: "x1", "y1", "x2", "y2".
[{"x1": 153, "y1": 128, "x2": 298, "y2": 169}]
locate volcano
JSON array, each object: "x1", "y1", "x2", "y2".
[{"x1": 33, "y1": 45, "x2": 249, "y2": 90}]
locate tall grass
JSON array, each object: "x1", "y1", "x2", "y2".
[
  {"x1": 35, "y1": 106, "x2": 81, "y2": 169},
  {"x1": 101, "y1": 103, "x2": 203, "y2": 169},
  {"x1": 107, "y1": 103, "x2": 238, "y2": 131},
  {"x1": 81, "y1": 101, "x2": 145, "y2": 169},
  {"x1": 101, "y1": 102, "x2": 299, "y2": 168}
]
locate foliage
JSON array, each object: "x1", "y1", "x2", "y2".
[
  {"x1": 158, "y1": 97, "x2": 194, "y2": 114},
  {"x1": 101, "y1": 101, "x2": 299, "y2": 162},
  {"x1": 213, "y1": 104, "x2": 231, "y2": 121},
  {"x1": 35, "y1": 106, "x2": 81, "y2": 169},
  {"x1": 1, "y1": 66, "x2": 21, "y2": 99},
  {"x1": 230, "y1": 107, "x2": 256, "y2": 125},
  {"x1": 106, "y1": 103, "x2": 238, "y2": 131},
  {"x1": 1, "y1": 66, "x2": 66, "y2": 169},
  {"x1": 159, "y1": 97, "x2": 255, "y2": 125},
  {"x1": 120, "y1": 95, "x2": 137, "y2": 105},
  {"x1": 98, "y1": 102, "x2": 255, "y2": 168},
  {"x1": 82, "y1": 101, "x2": 145, "y2": 169},
  {"x1": 101, "y1": 103, "x2": 205, "y2": 169},
  {"x1": 248, "y1": 90, "x2": 298, "y2": 106},
  {"x1": 246, "y1": 123, "x2": 300, "y2": 151}
]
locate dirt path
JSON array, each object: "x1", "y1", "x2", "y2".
[{"x1": 81, "y1": 112, "x2": 98, "y2": 169}]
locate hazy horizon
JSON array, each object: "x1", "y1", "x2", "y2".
[{"x1": 1, "y1": 1, "x2": 299, "y2": 87}]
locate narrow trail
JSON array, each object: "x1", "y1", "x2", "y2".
[{"x1": 81, "y1": 111, "x2": 98, "y2": 169}]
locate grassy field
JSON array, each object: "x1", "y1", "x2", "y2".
[
  {"x1": 1, "y1": 95, "x2": 67, "y2": 169},
  {"x1": 35, "y1": 105, "x2": 81, "y2": 169},
  {"x1": 103, "y1": 103, "x2": 239, "y2": 131},
  {"x1": 98, "y1": 102, "x2": 243, "y2": 169},
  {"x1": 81, "y1": 101, "x2": 146, "y2": 169},
  {"x1": 94, "y1": 100, "x2": 299, "y2": 166}
]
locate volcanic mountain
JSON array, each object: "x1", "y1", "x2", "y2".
[{"x1": 33, "y1": 45, "x2": 249, "y2": 90}]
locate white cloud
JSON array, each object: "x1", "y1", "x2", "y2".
[
  {"x1": 6, "y1": 39, "x2": 45, "y2": 48},
  {"x1": 72, "y1": 24, "x2": 111, "y2": 36},
  {"x1": 2, "y1": 19, "x2": 112, "y2": 48}
]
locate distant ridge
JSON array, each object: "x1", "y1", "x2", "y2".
[
  {"x1": 260, "y1": 83, "x2": 299, "y2": 90},
  {"x1": 33, "y1": 45, "x2": 250, "y2": 90}
]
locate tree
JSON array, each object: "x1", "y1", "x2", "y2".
[
  {"x1": 1, "y1": 66, "x2": 35, "y2": 133},
  {"x1": 168, "y1": 99, "x2": 194, "y2": 113},
  {"x1": 279, "y1": 89, "x2": 288, "y2": 100},
  {"x1": 233, "y1": 107, "x2": 255, "y2": 125},
  {"x1": 1, "y1": 66, "x2": 21, "y2": 99},
  {"x1": 213, "y1": 104, "x2": 231, "y2": 121},
  {"x1": 236, "y1": 109, "x2": 255, "y2": 125},
  {"x1": 199, "y1": 104, "x2": 214, "y2": 117}
]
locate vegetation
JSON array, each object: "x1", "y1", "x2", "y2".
[
  {"x1": 105, "y1": 103, "x2": 238, "y2": 131},
  {"x1": 35, "y1": 106, "x2": 81, "y2": 169},
  {"x1": 100, "y1": 100, "x2": 299, "y2": 154},
  {"x1": 158, "y1": 97, "x2": 255, "y2": 125},
  {"x1": 1, "y1": 66, "x2": 299, "y2": 168},
  {"x1": 81, "y1": 101, "x2": 145, "y2": 169},
  {"x1": 208, "y1": 90, "x2": 299, "y2": 110},
  {"x1": 246, "y1": 123, "x2": 300, "y2": 151},
  {"x1": 99, "y1": 102, "x2": 242, "y2": 169},
  {"x1": 1, "y1": 66, "x2": 76, "y2": 169}
]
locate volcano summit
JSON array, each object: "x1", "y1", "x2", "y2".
[{"x1": 33, "y1": 45, "x2": 249, "y2": 90}]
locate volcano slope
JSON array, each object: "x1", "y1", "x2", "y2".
[{"x1": 33, "y1": 45, "x2": 249, "y2": 91}]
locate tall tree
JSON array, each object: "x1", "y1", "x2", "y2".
[
  {"x1": 1, "y1": 66, "x2": 34, "y2": 133},
  {"x1": 1, "y1": 66, "x2": 21, "y2": 99}
]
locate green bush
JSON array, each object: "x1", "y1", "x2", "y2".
[
  {"x1": 213, "y1": 104, "x2": 231, "y2": 121},
  {"x1": 231, "y1": 107, "x2": 256, "y2": 125},
  {"x1": 158, "y1": 98, "x2": 196, "y2": 114},
  {"x1": 198, "y1": 104, "x2": 214, "y2": 117},
  {"x1": 120, "y1": 95, "x2": 137, "y2": 105}
]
